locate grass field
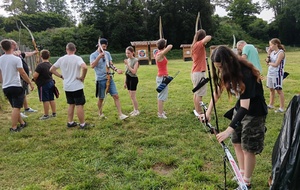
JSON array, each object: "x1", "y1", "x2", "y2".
[{"x1": 0, "y1": 52, "x2": 299, "y2": 190}]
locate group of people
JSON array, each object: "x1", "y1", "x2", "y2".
[
  {"x1": 1, "y1": 32, "x2": 287, "y2": 188},
  {"x1": 186, "y1": 29, "x2": 286, "y2": 189}
]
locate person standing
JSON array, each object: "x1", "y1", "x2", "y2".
[
  {"x1": 155, "y1": 39, "x2": 173, "y2": 119},
  {"x1": 265, "y1": 38, "x2": 286, "y2": 113},
  {"x1": 0, "y1": 39, "x2": 34, "y2": 132},
  {"x1": 50, "y1": 42, "x2": 89, "y2": 129},
  {"x1": 11, "y1": 40, "x2": 38, "y2": 117},
  {"x1": 124, "y1": 46, "x2": 140, "y2": 116},
  {"x1": 32, "y1": 49, "x2": 57, "y2": 120},
  {"x1": 204, "y1": 46, "x2": 267, "y2": 189},
  {"x1": 237, "y1": 40, "x2": 262, "y2": 73},
  {"x1": 191, "y1": 29, "x2": 211, "y2": 115},
  {"x1": 90, "y1": 38, "x2": 128, "y2": 120}
]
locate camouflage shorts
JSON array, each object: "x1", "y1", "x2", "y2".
[{"x1": 231, "y1": 114, "x2": 267, "y2": 154}]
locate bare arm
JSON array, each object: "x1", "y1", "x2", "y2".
[
  {"x1": 202, "y1": 35, "x2": 212, "y2": 45},
  {"x1": 50, "y1": 65, "x2": 63, "y2": 79},
  {"x1": 32, "y1": 71, "x2": 39, "y2": 81},
  {"x1": 77, "y1": 63, "x2": 88, "y2": 82},
  {"x1": 269, "y1": 51, "x2": 285, "y2": 67},
  {"x1": 156, "y1": 44, "x2": 173, "y2": 62},
  {"x1": 18, "y1": 68, "x2": 34, "y2": 91},
  {"x1": 90, "y1": 50, "x2": 104, "y2": 68}
]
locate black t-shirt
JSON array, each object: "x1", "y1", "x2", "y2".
[
  {"x1": 234, "y1": 65, "x2": 268, "y2": 116},
  {"x1": 20, "y1": 53, "x2": 30, "y2": 76},
  {"x1": 35, "y1": 62, "x2": 53, "y2": 87}
]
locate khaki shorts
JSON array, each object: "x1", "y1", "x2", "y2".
[
  {"x1": 231, "y1": 112, "x2": 266, "y2": 154},
  {"x1": 191, "y1": 72, "x2": 207, "y2": 96}
]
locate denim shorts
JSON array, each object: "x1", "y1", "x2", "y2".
[
  {"x1": 231, "y1": 113, "x2": 266, "y2": 154},
  {"x1": 97, "y1": 78, "x2": 118, "y2": 99}
]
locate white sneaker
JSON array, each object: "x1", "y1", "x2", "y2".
[
  {"x1": 129, "y1": 110, "x2": 135, "y2": 115},
  {"x1": 20, "y1": 112, "x2": 28, "y2": 118},
  {"x1": 25, "y1": 107, "x2": 37, "y2": 112},
  {"x1": 131, "y1": 110, "x2": 140, "y2": 116},
  {"x1": 99, "y1": 113, "x2": 107, "y2": 119},
  {"x1": 158, "y1": 112, "x2": 167, "y2": 119},
  {"x1": 119, "y1": 114, "x2": 129, "y2": 120}
]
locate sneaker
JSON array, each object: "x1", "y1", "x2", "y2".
[
  {"x1": 20, "y1": 112, "x2": 28, "y2": 118},
  {"x1": 25, "y1": 107, "x2": 37, "y2": 112},
  {"x1": 39, "y1": 115, "x2": 50, "y2": 120},
  {"x1": 51, "y1": 113, "x2": 56, "y2": 117},
  {"x1": 67, "y1": 122, "x2": 78, "y2": 128},
  {"x1": 129, "y1": 110, "x2": 136, "y2": 115},
  {"x1": 99, "y1": 113, "x2": 107, "y2": 119},
  {"x1": 131, "y1": 110, "x2": 140, "y2": 116},
  {"x1": 235, "y1": 183, "x2": 251, "y2": 190},
  {"x1": 79, "y1": 123, "x2": 94, "y2": 130},
  {"x1": 267, "y1": 105, "x2": 274, "y2": 109},
  {"x1": 158, "y1": 112, "x2": 167, "y2": 119},
  {"x1": 10, "y1": 126, "x2": 22, "y2": 132},
  {"x1": 275, "y1": 108, "x2": 284, "y2": 113},
  {"x1": 119, "y1": 114, "x2": 129, "y2": 120},
  {"x1": 19, "y1": 121, "x2": 27, "y2": 129}
]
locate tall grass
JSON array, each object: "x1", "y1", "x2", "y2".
[{"x1": 0, "y1": 51, "x2": 299, "y2": 190}]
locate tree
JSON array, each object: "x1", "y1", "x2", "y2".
[
  {"x1": 1, "y1": 0, "x2": 43, "y2": 15},
  {"x1": 226, "y1": 0, "x2": 261, "y2": 31}
]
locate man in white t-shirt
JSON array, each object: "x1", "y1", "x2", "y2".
[
  {"x1": 0, "y1": 39, "x2": 34, "y2": 132},
  {"x1": 50, "y1": 42, "x2": 90, "y2": 129}
]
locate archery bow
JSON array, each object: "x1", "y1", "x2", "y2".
[
  {"x1": 195, "y1": 12, "x2": 202, "y2": 33},
  {"x1": 19, "y1": 20, "x2": 40, "y2": 65},
  {"x1": 159, "y1": 16, "x2": 163, "y2": 39},
  {"x1": 232, "y1": 34, "x2": 237, "y2": 54},
  {"x1": 98, "y1": 37, "x2": 111, "y2": 94}
]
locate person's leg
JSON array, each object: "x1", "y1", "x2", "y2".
[
  {"x1": 269, "y1": 88, "x2": 275, "y2": 107},
  {"x1": 11, "y1": 108, "x2": 21, "y2": 129},
  {"x1": 76, "y1": 105, "x2": 85, "y2": 124},
  {"x1": 23, "y1": 96, "x2": 29, "y2": 109},
  {"x1": 158, "y1": 99, "x2": 164, "y2": 115},
  {"x1": 67, "y1": 104, "x2": 75, "y2": 123},
  {"x1": 97, "y1": 98, "x2": 104, "y2": 115},
  {"x1": 243, "y1": 150, "x2": 256, "y2": 185},
  {"x1": 43, "y1": 101, "x2": 50, "y2": 115},
  {"x1": 194, "y1": 95, "x2": 202, "y2": 114},
  {"x1": 50, "y1": 100, "x2": 56, "y2": 115},
  {"x1": 112, "y1": 94, "x2": 123, "y2": 115},
  {"x1": 129, "y1": 90, "x2": 138, "y2": 111},
  {"x1": 233, "y1": 143, "x2": 245, "y2": 172},
  {"x1": 277, "y1": 89, "x2": 285, "y2": 110}
]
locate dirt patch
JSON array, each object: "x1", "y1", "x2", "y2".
[{"x1": 152, "y1": 162, "x2": 175, "y2": 176}]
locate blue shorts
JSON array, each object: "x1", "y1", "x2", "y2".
[
  {"x1": 65, "y1": 89, "x2": 86, "y2": 105},
  {"x1": 38, "y1": 80, "x2": 55, "y2": 102},
  {"x1": 3, "y1": 86, "x2": 25, "y2": 108},
  {"x1": 97, "y1": 79, "x2": 118, "y2": 99}
]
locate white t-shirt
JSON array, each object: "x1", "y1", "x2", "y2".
[
  {"x1": 53, "y1": 54, "x2": 85, "y2": 92},
  {"x1": 0, "y1": 54, "x2": 23, "y2": 89}
]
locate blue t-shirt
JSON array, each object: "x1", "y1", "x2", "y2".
[
  {"x1": 243, "y1": 44, "x2": 262, "y2": 73},
  {"x1": 90, "y1": 51, "x2": 113, "y2": 81}
]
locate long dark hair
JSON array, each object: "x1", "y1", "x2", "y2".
[
  {"x1": 191, "y1": 29, "x2": 206, "y2": 53},
  {"x1": 211, "y1": 45, "x2": 260, "y2": 96}
]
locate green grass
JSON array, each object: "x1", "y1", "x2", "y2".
[{"x1": 0, "y1": 51, "x2": 299, "y2": 190}]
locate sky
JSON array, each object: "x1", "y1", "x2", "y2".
[
  {"x1": 0, "y1": 0, "x2": 274, "y2": 23},
  {"x1": 215, "y1": 0, "x2": 274, "y2": 23}
]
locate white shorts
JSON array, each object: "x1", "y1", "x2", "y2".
[
  {"x1": 266, "y1": 76, "x2": 283, "y2": 90},
  {"x1": 156, "y1": 76, "x2": 168, "y2": 101}
]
